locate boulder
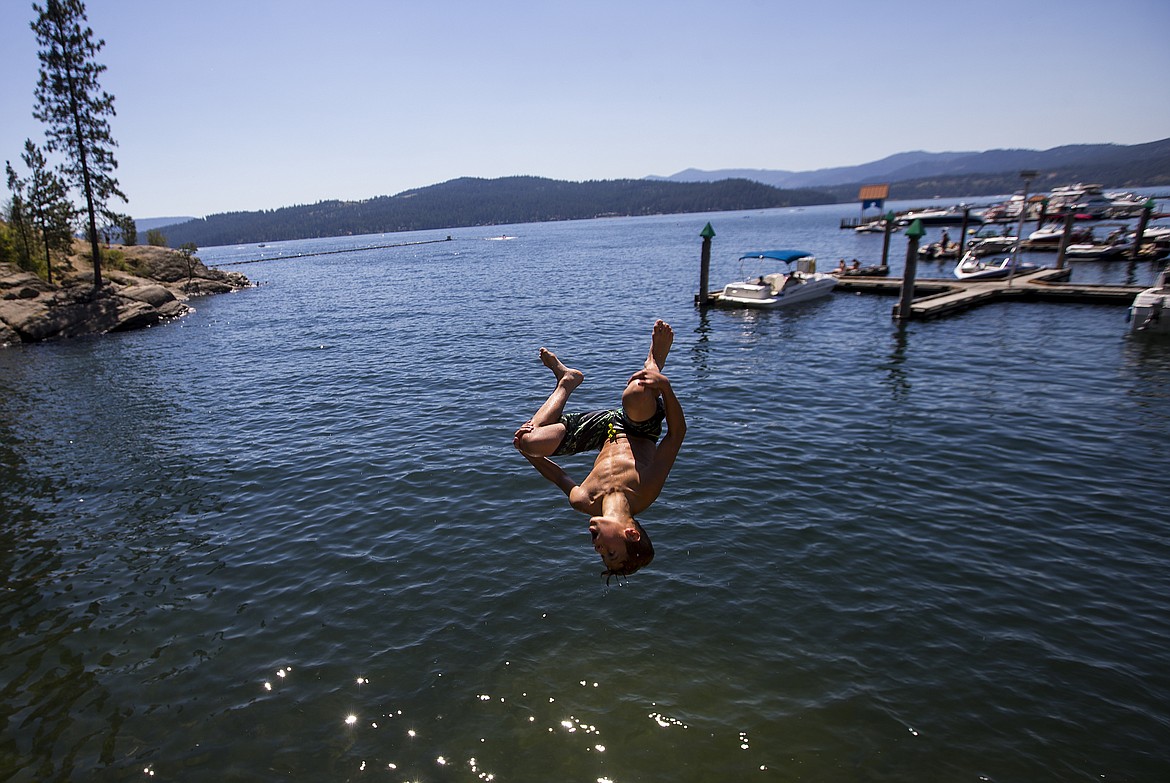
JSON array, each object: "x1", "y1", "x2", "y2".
[
  {"x1": 0, "y1": 266, "x2": 54, "y2": 299},
  {"x1": 4, "y1": 285, "x2": 159, "y2": 342},
  {"x1": 120, "y1": 283, "x2": 178, "y2": 308}
]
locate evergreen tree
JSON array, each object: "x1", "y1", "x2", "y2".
[
  {"x1": 4, "y1": 166, "x2": 37, "y2": 272},
  {"x1": 31, "y1": 0, "x2": 125, "y2": 289},
  {"x1": 111, "y1": 212, "x2": 136, "y2": 246},
  {"x1": 19, "y1": 139, "x2": 74, "y2": 283}
]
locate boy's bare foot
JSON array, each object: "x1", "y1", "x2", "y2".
[
  {"x1": 647, "y1": 319, "x2": 673, "y2": 370},
  {"x1": 540, "y1": 348, "x2": 584, "y2": 389}
]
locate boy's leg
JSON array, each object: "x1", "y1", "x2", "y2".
[
  {"x1": 622, "y1": 319, "x2": 673, "y2": 421},
  {"x1": 516, "y1": 348, "x2": 583, "y2": 457}
]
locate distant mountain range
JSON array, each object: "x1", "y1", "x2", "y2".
[
  {"x1": 647, "y1": 139, "x2": 1170, "y2": 192},
  {"x1": 145, "y1": 138, "x2": 1170, "y2": 247}
]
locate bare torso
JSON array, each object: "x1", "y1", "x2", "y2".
[{"x1": 569, "y1": 435, "x2": 660, "y2": 516}]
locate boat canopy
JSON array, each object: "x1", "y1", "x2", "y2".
[{"x1": 738, "y1": 249, "x2": 815, "y2": 264}]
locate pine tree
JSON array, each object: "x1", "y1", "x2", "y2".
[
  {"x1": 31, "y1": 0, "x2": 125, "y2": 289},
  {"x1": 19, "y1": 139, "x2": 74, "y2": 283},
  {"x1": 4, "y1": 165, "x2": 37, "y2": 272}
]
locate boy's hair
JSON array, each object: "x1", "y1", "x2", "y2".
[{"x1": 601, "y1": 520, "x2": 654, "y2": 584}]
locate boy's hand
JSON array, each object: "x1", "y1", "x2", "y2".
[
  {"x1": 628, "y1": 368, "x2": 670, "y2": 392},
  {"x1": 513, "y1": 420, "x2": 534, "y2": 450}
]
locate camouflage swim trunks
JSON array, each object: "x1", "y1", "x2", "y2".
[{"x1": 551, "y1": 398, "x2": 666, "y2": 457}]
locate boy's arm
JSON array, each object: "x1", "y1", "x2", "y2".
[
  {"x1": 630, "y1": 370, "x2": 686, "y2": 499},
  {"x1": 522, "y1": 453, "x2": 579, "y2": 498},
  {"x1": 653, "y1": 377, "x2": 686, "y2": 469}
]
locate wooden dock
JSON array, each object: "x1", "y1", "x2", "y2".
[{"x1": 699, "y1": 268, "x2": 1146, "y2": 320}]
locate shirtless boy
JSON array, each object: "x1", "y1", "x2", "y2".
[{"x1": 513, "y1": 319, "x2": 686, "y2": 580}]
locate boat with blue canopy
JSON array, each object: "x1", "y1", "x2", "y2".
[{"x1": 716, "y1": 249, "x2": 838, "y2": 308}]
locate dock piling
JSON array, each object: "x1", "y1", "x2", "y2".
[
  {"x1": 1131, "y1": 199, "x2": 1155, "y2": 264},
  {"x1": 1056, "y1": 210, "x2": 1076, "y2": 270},
  {"x1": 895, "y1": 219, "x2": 925, "y2": 321},
  {"x1": 881, "y1": 210, "x2": 895, "y2": 268},
  {"x1": 958, "y1": 206, "x2": 971, "y2": 256},
  {"x1": 697, "y1": 222, "x2": 715, "y2": 307}
]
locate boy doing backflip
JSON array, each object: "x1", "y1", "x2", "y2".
[{"x1": 513, "y1": 319, "x2": 686, "y2": 580}]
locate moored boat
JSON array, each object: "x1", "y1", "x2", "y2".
[
  {"x1": 1064, "y1": 241, "x2": 1133, "y2": 259},
  {"x1": 854, "y1": 219, "x2": 897, "y2": 234},
  {"x1": 830, "y1": 258, "x2": 890, "y2": 276},
  {"x1": 1047, "y1": 183, "x2": 1113, "y2": 219},
  {"x1": 966, "y1": 236, "x2": 1019, "y2": 257},
  {"x1": 953, "y1": 250, "x2": 1041, "y2": 281},
  {"x1": 1129, "y1": 265, "x2": 1170, "y2": 334},
  {"x1": 1023, "y1": 223, "x2": 1094, "y2": 250},
  {"x1": 717, "y1": 250, "x2": 838, "y2": 308},
  {"x1": 896, "y1": 204, "x2": 981, "y2": 226},
  {"x1": 1064, "y1": 226, "x2": 1133, "y2": 258}
]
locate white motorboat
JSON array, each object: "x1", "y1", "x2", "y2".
[
  {"x1": 855, "y1": 220, "x2": 897, "y2": 234},
  {"x1": 1064, "y1": 227, "x2": 1133, "y2": 259},
  {"x1": 1047, "y1": 183, "x2": 1113, "y2": 219},
  {"x1": 1129, "y1": 265, "x2": 1170, "y2": 334},
  {"x1": 1129, "y1": 224, "x2": 1170, "y2": 247},
  {"x1": 717, "y1": 250, "x2": 837, "y2": 308},
  {"x1": 1028, "y1": 225, "x2": 1063, "y2": 243},
  {"x1": 896, "y1": 205, "x2": 981, "y2": 226},
  {"x1": 1107, "y1": 190, "x2": 1151, "y2": 219},
  {"x1": 966, "y1": 236, "x2": 1018, "y2": 256},
  {"x1": 1064, "y1": 241, "x2": 1132, "y2": 259},
  {"x1": 980, "y1": 193, "x2": 1040, "y2": 223},
  {"x1": 953, "y1": 250, "x2": 1041, "y2": 280},
  {"x1": 1025, "y1": 224, "x2": 1092, "y2": 248}
]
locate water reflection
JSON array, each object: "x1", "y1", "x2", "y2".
[
  {"x1": 883, "y1": 323, "x2": 912, "y2": 401},
  {"x1": 691, "y1": 309, "x2": 713, "y2": 379}
]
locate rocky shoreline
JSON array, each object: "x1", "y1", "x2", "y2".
[{"x1": 0, "y1": 244, "x2": 250, "y2": 347}]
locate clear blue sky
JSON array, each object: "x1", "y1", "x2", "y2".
[{"x1": 3, "y1": 0, "x2": 1169, "y2": 219}]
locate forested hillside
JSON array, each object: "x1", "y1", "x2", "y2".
[{"x1": 156, "y1": 177, "x2": 833, "y2": 247}]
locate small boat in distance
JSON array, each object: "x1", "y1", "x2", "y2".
[
  {"x1": 831, "y1": 258, "x2": 890, "y2": 276},
  {"x1": 716, "y1": 250, "x2": 838, "y2": 308},
  {"x1": 855, "y1": 219, "x2": 898, "y2": 234},
  {"x1": 896, "y1": 204, "x2": 981, "y2": 226}
]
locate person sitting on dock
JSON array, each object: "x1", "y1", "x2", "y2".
[{"x1": 512, "y1": 319, "x2": 686, "y2": 582}]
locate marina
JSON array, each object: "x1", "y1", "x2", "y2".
[{"x1": 707, "y1": 182, "x2": 1169, "y2": 323}]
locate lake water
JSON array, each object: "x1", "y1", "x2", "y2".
[{"x1": 2, "y1": 201, "x2": 1169, "y2": 782}]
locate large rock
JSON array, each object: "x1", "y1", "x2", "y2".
[
  {"x1": 3, "y1": 284, "x2": 159, "y2": 342},
  {"x1": 120, "y1": 283, "x2": 179, "y2": 308},
  {"x1": 0, "y1": 251, "x2": 249, "y2": 346},
  {"x1": 0, "y1": 266, "x2": 55, "y2": 299}
]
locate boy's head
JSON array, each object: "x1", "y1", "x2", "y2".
[{"x1": 589, "y1": 516, "x2": 654, "y2": 582}]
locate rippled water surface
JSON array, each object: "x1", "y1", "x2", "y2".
[{"x1": 3, "y1": 204, "x2": 1170, "y2": 782}]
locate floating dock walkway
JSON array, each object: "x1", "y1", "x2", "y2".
[{"x1": 700, "y1": 268, "x2": 1145, "y2": 320}]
